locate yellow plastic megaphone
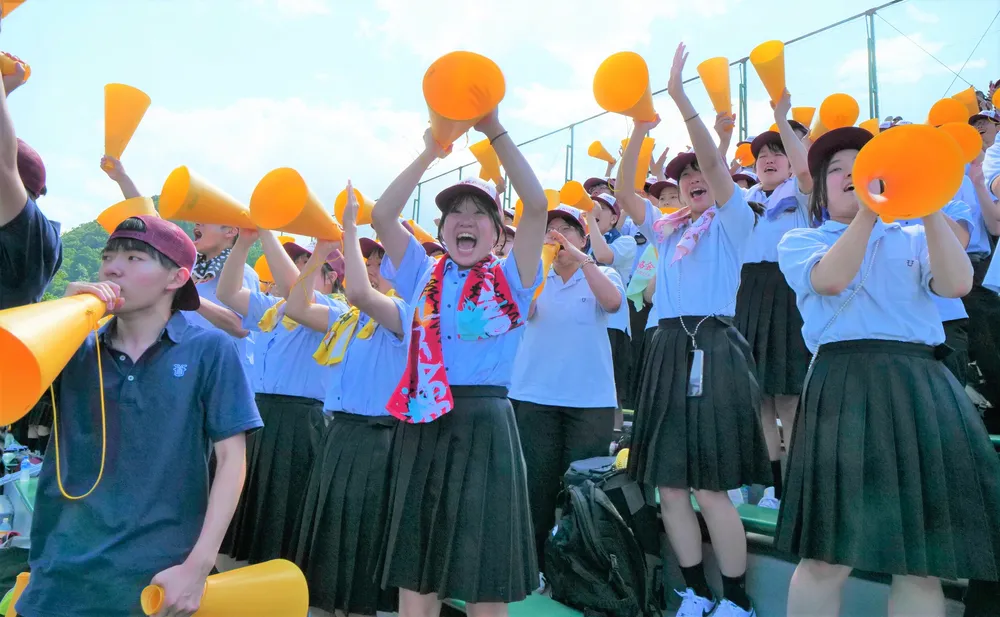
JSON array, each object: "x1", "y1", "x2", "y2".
[
  {"x1": 140, "y1": 559, "x2": 308, "y2": 617},
  {"x1": 994, "y1": 88, "x2": 1000, "y2": 110},
  {"x1": 423, "y1": 51, "x2": 506, "y2": 151},
  {"x1": 593, "y1": 52, "x2": 658, "y2": 122},
  {"x1": 938, "y1": 122, "x2": 982, "y2": 164},
  {"x1": 858, "y1": 118, "x2": 880, "y2": 136},
  {"x1": 513, "y1": 189, "x2": 560, "y2": 226},
  {"x1": 104, "y1": 84, "x2": 151, "y2": 168},
  {"x1": 532, "y1": 243, "x2": 561, "y2": 302},
  {"x1": 0, "y1": 52, "x2": 29, "y2": 82},
  {"x1": 735, "y1": 143, "x2": 755, "y2": 168},
  {"x1": 470, "y1": 138, "x2": 503, "y2": 186},
  {"x1": 0, "y1": 295, "x2": 107, "y2": 424},
  {"x1": 5, "y1": 571, "x2": 29, "y2": 617},
  {"x1": 254, "y1": 255, "x2": 273, "y2": 289},
  {"x1": 927, "y1": 98, "x2": 969, "y2": 127},
  {"x1": 97, "y1": 197, "x2": 158, "y2": 233},
  {"x1": 792, "y1": 106, "x2": 816, "y2": 128},
  {"x1": 697, "y1": 56, "x2": 732, "y2": 115},
  {"x1": 333, "y1": 187, "x2": 375, "y2": 226},
  {"x1": 749, "y1": 40, "x2": 785, "y2": 104},
  {"x1": 819, "y1": 93, "x2": 860, "y2": 130},
  {"x1": 852, "y1": 124, "x2": 965, "y2": 223},
  {"x1": 952, "y1": 86, "x2": 979, "y2": 117},
  {"x1": 405, "y1": 219, "x2": 437, "y2": 244},
  {"x1": 811, "y1": 114, "x2": 830, "y2": 140},
  {"x1": 159, "y1": 166, "x2": 253, "y2": 228},
  {"x1": 560, "y1": 181, "x2": 595, "y2": 212},
  {"x1": 587, "y1": 141, "x2": 617, "y2": 165},
  {"x1": 621, "y1": 137, "x2": 656, "y2": 191},
  {"x1": 1, "y1": 1, "x2": 26, "y2": 17},
  {"x1": 250, "y1": 168, "x2": 342, "y2": 241}
]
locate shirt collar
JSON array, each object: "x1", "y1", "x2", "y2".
[{"x1": 98, "y1": 311, "x2": 189, "y2": 346}]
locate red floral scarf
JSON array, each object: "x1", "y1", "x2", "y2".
[{"x1": 386, "y1": 254, "x2": 524, "y2": 423}]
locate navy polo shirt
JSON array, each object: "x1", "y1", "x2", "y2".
[
  {"x1": 0, "y1": 197, "x2": 62, "y2": 310},
  {"x1": 17, "y1": 312, "x2": 263, "y2": 617}
]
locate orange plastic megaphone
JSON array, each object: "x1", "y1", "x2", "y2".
[
  {"x1": 697, "y1": 56, "x2": 732, "y2": 114},
  {"x1": 250, "y1": 168, "x2": 342, "y2": 241},
  {"x1": 811, "y1": 113, "x2": 830, "y2": 140},
  {"x1": 952, "y1": 86, "x2": 979, "y2": 117},
  {"x1": 334, "y1": 187, "x2": 375, "y2": 226},
  {"x1": 819, "y1": 93, "x2": 860, "y2": 130},
  {"x1": 593, "y1": 52, "x2": 658, "y2": 122},
  {"x1": 858, "y1": 118, "x2": 880, "y2": 136},
  {"x1": 513, "y1": 189, "x2": 560, "y2": 226},
  {"x1": 852, "y1": 124, "x2": 965, "y2": 223},
  {"x1": 588, "y1": 141, "x2": 617, "y2": 165},
  {"x1": 621, "y1": 137, "x2": 656, "y2": 190},
  {"x1": 792, "y1": 106, "x2": 816, "y2": 128},
  {"x1": 253, "y1": 254, "x2": 273, "y2": 285},
  {"x1": 104, "y1": 84, "x2": 151, "y2": 167},
  {"x1": 0, "y1": 295, "x2": 107, "y2": 424},
  {"x1": 532, "y1": 243, "x2": 561, "y2": 301},
  {"x1": 5, "y1": 571, "x2": 29, "y2": 617},
  {"x1": 140, "y1": 559, "x2": 308, "y2": 617},
  {"x1": 469, "y1": 138, "x2": 503, "y2": 185},
  {"x1": 938, "y1": 122, "x2": 982, "y2": 164},
  {"x1": 927, "y1": 97, "x2": 969, "y2": 127},
  {"x1": 749, "y1": 40, "x2": 785, "y2": 104},
  {"x1": 423, "y1": 51, "x2": 506, "y2": 151},
  {"x1": 660, "y1": 206, "x2": 681, "y2": 215},
  {"x1": 0, "y1": 52, "x2": 29, "y2": 81},
  {"x1": 1, "y1": 0, "x2": 25, "y2": 16},
  {"x1": 560, "y1": 181, "x2": 596, "y2": 212},
  {"x1": 97, "y1": 197, "x2": 158, "y2": 233},
  {"x1": 405, "y1": 219, "x2": 437, "y2": 244},
  {"x1": 277, "y1": 234, "x2": 295, "y2": 245},
  {"x1": 993, "y1": 88, "x2": 1000, "y2": 110},
  {"x1": 735, "y1": 143, "x2": 755, "y2": 167},
  {"x1": 159, "y1": 166, "x2": 252, "y2": 228}
]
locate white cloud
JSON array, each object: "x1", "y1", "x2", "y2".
[
  {"x1": 253, "y1": 0, "x2": 333, "y2": 17},
  {"x1": 837, "y1": 32, "x2": 946, "y2": 86},
  {"x1": 904, "y1": 4, "x2": 940, "y2": 24}
]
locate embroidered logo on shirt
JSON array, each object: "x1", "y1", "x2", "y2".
[
  {"x1": 906, "y1": 259, "x2": 915, "y2": 267},
  {"x1": 172, "y1": 364, "x2": 188, "y2": 378}
]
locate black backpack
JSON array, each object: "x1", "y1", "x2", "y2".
[{"x1": 544, "y1": 479, "x2": 657, "y2": 617}]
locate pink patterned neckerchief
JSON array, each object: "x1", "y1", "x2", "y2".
[{"x1": 652, "y1": 206, "x2": 718, "y2": 265}]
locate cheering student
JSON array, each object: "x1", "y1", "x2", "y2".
[
  {"x1": 495, "y1": 224, "x2": 515, "y2": 257},
  {"x1": 617, "y1": 43, "x2": 770, "y2": 617},
  {"x1": 213, "y1": 228, "x2": 347, "y2": 565},
  {"x1": 286, "y1": 184, "x2": 405, "y2": 617},
  {"x1": 372, "y1": 118, "x2": 546, "y2": 617},
  {"x1": 971, "y1": 108, "x2": 998, "y2": 151},
  {"x1": 584, "y1": 193, "x2": 636, "y2": 426},
  {"x1": 15, "y1": 216, "x2": 262, "y2": 617},
  {"x1": 775, "y1": 126, "x2": 1000, "y2": 617},
  {"x1": 733, "y1": 89, "x2": 813, "y2": 510},
  {"x1": 509, "y1": 204, "x2": 625, "y2": 577}
]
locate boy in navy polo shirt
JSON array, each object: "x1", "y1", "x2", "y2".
[
  {"x1": 0, "y1": 59, "x2": 62, "y2": 310},
  {"x1": 16, "y1": 216, "x2": 263, "y2": 617}
]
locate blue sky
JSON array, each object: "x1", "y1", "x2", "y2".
[{"x1": 4, "y1": 0, "x2": 998, "y2": 236}]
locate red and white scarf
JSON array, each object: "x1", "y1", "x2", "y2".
[{"x1": 386, "y1": 254, "x2": 524, "y2": 423}]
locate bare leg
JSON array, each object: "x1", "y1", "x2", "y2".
[
  {"x1": 889, "y1": 575, "x2": 944, "y2": 617},
  {"x1": 467, "y1": 602, "x2": 509, "y2": 617},
  {"x1": 659, "y1": 487, "x2": 702, "y2": 567},
  {"x1": 786, "y1": 559, "x2": 852, "y2": 617},
  {"x1": 774, "y1": 395, "x2": 799, "y2": 454},
  {"x1": 398, "y1": 589, "x2": 442, "y2": 617},
  {"x1": 760, "y1": 396, "x2": 781, "y2": 461},
  {"x1": 693, "y1": 490, "x2": 747, "y2": 577}
]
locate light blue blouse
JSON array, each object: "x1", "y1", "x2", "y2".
[
  {"x1": 381, "y1": 234, "x2": 542, "y2": 388},
  {"x1": 984, "y1": 141, "x2": 1000, "y2": 201},
  {"x1": 186, "y1": 263, "x2": 260, "y2": 378},
  {"x1": 742, "y1": 176, "x2": 809, "y2": 264},
  {"x1": 778, "y1": 219, "x2": 946, "y2": 352},
  {"x1": 954, "y1": 174, "x2": 993, "y2": 257},
  {"x1": 509, "y1": 265, "x2": 624, "y2": 408},
  {"x1": 598, "y1": 235, "x2": 636, "y2": 333}
]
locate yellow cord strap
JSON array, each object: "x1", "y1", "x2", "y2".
[{"x1": 48, "y1": 330, "x2": 107, "y2": 500}]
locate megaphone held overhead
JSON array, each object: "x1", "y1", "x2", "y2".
[
  {"x1": 587, "y1": 141, "x2": 617, "y2": 165},
  {"x1": 334, "y1": 187, "x2": 375, "y2": 226},
  {"x1": 470, "y1": 138, "x2": 503, "y2": 186},
  {"x1": 593, "y1": 52, "x2": 658, "y2": 122},
  {"x1": 250, "y1": 168, "x2": 342, "y2": 241},
  {"x1": 104, "y1": 84, "x2": 151, "y2": 166},
  {"x1": 159, "y1": 166, "x2": 253, "y2": 228},
  {"x1": 423, "y1": 51, "x2": 506, "y2": 151}
]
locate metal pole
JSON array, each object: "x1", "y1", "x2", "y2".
[
  {"x1": 414, "y1": 184, "x2": 422, "y2": 221},
  {"x1": 866, "y1": 11, "x2": 880, "y2": 120},
  {"x1": 739, "y1": 59, "x2": 748, "y2": 142},
  {"x1": 569, "y1": 125, "x2": 576, "y2": 182}
]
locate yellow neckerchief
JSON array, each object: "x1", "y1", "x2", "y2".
[
  {"x1": 258, "y1": 292, "x2": 348, "y2": 333},
  {"x1": 313, "y1": 290, "x2": 397, "y2": 366}
]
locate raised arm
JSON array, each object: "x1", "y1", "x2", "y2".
[
  {"x1": 479, "y1": 109, "x2": 547, "y2": 287},
  {"x1": 924, "y1": 210, "x2": 973, "y2": 298},
  {"x1": 809, "y1": 207, "x2": 877, "y2": 295},
  {"x1": 341, "y1": 181, "x2": 404, "y2": 336},
  {"x1": 100, "y1": 156, "x2": 141, "y2": 200},
  {"x1": 584, "y1": 207, "x2": 614, "y2": 265},
  {"x1": 772, "y1": 90, "x2": 812, "y2": 194},
  {"x1": 284, "y1": 239, "x2": 340, "y2": 334},
  {"x1": 370, "y1": 129, "x2": 447, "y2": 267},
  {"x1": 0, "y1": 63, "x2": 27, "y2": 226},
  {"x1": 651, "y1": 148, "x2": 669, "y2": 182},
  {"x1": 550, "y1": 230, "x2": 622, "y2": 312},
  {"x1": 969, "y1": 156, "x2": 1000, "y2": 236},
  {"x1": 714, "y1": 112, "x2": 735, "y2": 161},
  {"x1": 215, "y1": 230, "x2": 257, "y2": 317},
  {"x1": 618, "y1": 120, "x2": 660, "y2": 225},
  {"x1": 258, "y1": 230, "x2": 300, "y2": 299},
  {"x1": 668, "y1": 43, "x2": 734, "y2": 207}
]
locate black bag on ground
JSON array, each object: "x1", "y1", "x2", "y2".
[{"x1": 544, "y1": 479, "x2": 657, "y2": 617}]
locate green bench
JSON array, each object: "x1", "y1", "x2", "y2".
[{"x1": 444, "y1": 595, "x2": 582, "y2": 616}]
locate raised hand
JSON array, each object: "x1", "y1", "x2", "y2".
[{"x1": 667, "y1": 42, "x2": 689, "y2": 101}]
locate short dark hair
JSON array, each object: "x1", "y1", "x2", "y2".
[
  {"x1": 757, "y1": 141, "x2": 787, "y2": 158},
  {"x1": 437, "y1": 194, "x2": 506, "y2": 249},
  {"x1": 104, "y1": 217, "x2": 186, "y2": 309},
  {"x1": 807, "y1": 156, "x2": 833, "y2": 227},
  {"x1": 321, "y1": 262, "x2": 345, "y2": 294}
]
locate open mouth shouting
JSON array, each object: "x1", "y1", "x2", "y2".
[
  {"x1": 689, "y1": 187, "x2": 708, "y2": 200},
  {"x1": 454, "y1": 231, "x2": 478, "y2": 258}
]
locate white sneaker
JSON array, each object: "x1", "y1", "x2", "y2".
[
  {"x1": 534, "y1": 572, "x2": 547, "y2": 594},
  {"x1": 757, "y1": 486, "x2": 780, "y2": 510},
  {"x1": 675, "y1": 588, "x2": 717, "y2": 617},
  {"x1": 713, "y1": 598, "x2": 756, "y2": 617}
]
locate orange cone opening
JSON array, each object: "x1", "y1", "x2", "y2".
[
  {"x1": 697, "y1": 57, "x2": 732, "y2": 115},
  {"x1": 952, "y1": 87, "x2": 979, "y2": 117},
  {"x1": 159, "y1": 166, "x2": 252, "y2": 227},
  {"x1": 819, "y1": 93, "x2": 860, "y2": 130},
  {"x1": 588, "y1": 141, "x2": 616, "y2": 164},
  {"x1": 593, "y1": 52, "x2": 657, "y2": 122},
  {"x1": 749, "y1": 40, "x2": 785, "y2": 104},
  {"x1": 792, "y1": 106, "x2": 816, "y2": 128},
  {"x1": 105, "y1": 84, "x2": 151, "y2": 162},
  {"x1": 560, "y1": 181, "x2": 595, "y2": 212},
  {"x1": 423, "y1": 51, "x2": 506, "y2": 149},
  {"x1": 250, "y1": 168, "x2": 342, "y2": 241},
  {"x1": 858, "y1": 118, "x2": 880, "y2": 136},
  {"x1": 735, "y1": 143, "x2": 755, "y2": 167},
  {"x1": 334, "y1": 187, "x2": 375, "y2": 226},
  {"x1": 938, "y1": 122, "x2": 982, "y2": 164}
]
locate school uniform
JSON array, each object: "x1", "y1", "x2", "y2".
[
  {"x1": 735, "y1": 177, "x2": 811, "y2": 396},
  {"x1": 627, "y1": 193, "x2": 771, "y2": 491},
  {"x1": 775, "y1": 220, "x2": 1000, "y2": 579},
  {"x1": 17, "y1": 313, "x2": 263, "y2": 617},
  {"x1": 985, "y1": 141, "x2": 1000, "y2": 201},
  {"x1": 625, "y1": 242, "x2": 659, "y2": 410},
  {"x1": 292, "y1": 298, "x2": 409, "y2": 616},
  {"x1": 593, "y1": 228, "x2": 637, "y2": 409},
  {"x1": 379, "y1": 234, "x2": 541, "y2": 604},
  {"x1": 222, "y1": 291, "x2": 348, "y2": 565},
  {"x1": 897, "y1": 200, "x2": 976, "y2": 385},
  {"x1": 0, "y1": 196, "x2": 61, "y2": 310},
  {"x1": 185, "y1": 260, "x2": 260, "y2": 378},
  {"x1": 509, "y1": 263, "x2": 625, "y2": 566}
]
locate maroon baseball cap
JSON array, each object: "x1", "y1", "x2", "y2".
[
  {"x1": 807, "y1": 127, "x2": 873, "y2": 177},
  {"x1": 359, "y1": 237, "x2": 385, "y2": 259},
  {"x1": 584, "y1": 177, "x2": 614, "y2": 193},
  {"x1": 283, "y1": 241, "x2": 311, "y2": 263},
  {"x1": 435, "y1": 178, "x2": 503, "y2": 220},
  {"x1": 109, "y1": 215, "x2": 200, "y2": 310},
  {"x1": 664, "y1": 151, "x2": 698, "y2": 182},
  {"x1": 422, "y1": 241, "x2": 446, "y2": 256},
  {"x1": 285, "y1": 240, "x2": 345, "y2": 276},
  {"x1": 750, "y1": 131, "x2": 783, "y2": 158},
  {"x1": 17, "y1": 138, "x2": 45, "y2": 197},
  {"x1": 647, "y1": 179, "x2": 678, "y2": 200}
]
